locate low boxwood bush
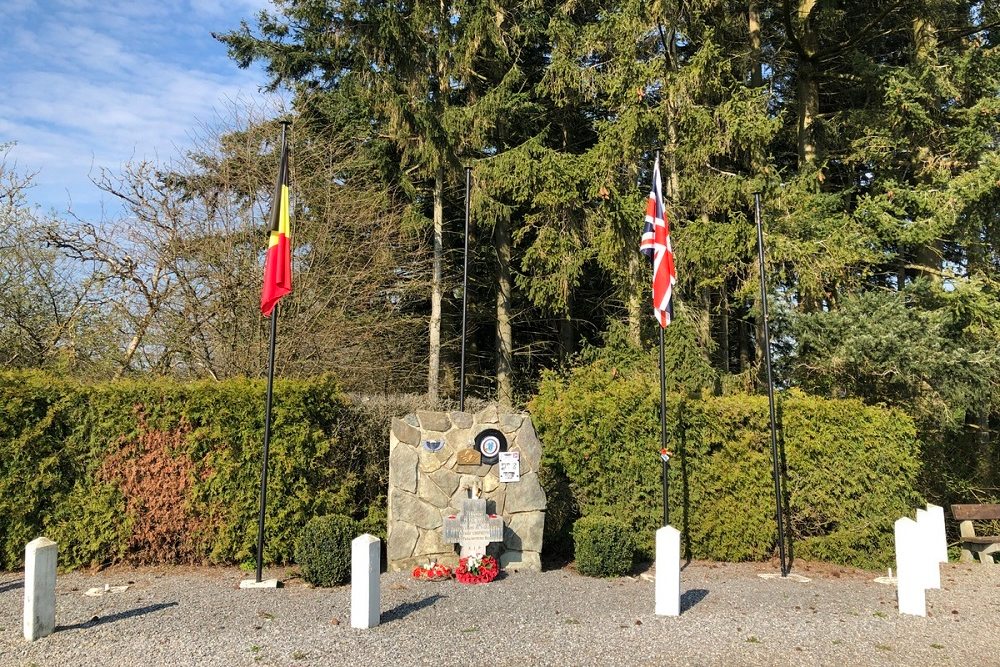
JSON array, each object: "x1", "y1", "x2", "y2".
[
  {"x1": 573, "y1": 515, "x2": 635, "y2": 577},
  {"x1": 295, "y1": 514, "x2": 358, "y2": 586},
  {"x1": 530, "y1": 354, "x2": 921, "y2": 569}
]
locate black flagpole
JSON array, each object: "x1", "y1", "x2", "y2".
[
  {"x1": 460, "y1": 166, "x2": 472, "y2": 412},
  {"x1": 754, "y1": 192, "x2": 788, "y2": 577},
  {"x1": 255, "y1": 301, "x2": 280, "y2": 583},
  {"x1": 659, "y1": 325, "x2": 670, "y2": 527},
  {"x1": 254, "y1": 121, "x2": 289, "y2": 584}
]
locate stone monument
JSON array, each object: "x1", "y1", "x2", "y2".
[{"x1": 387, "y1": 405, "x2": 546, "y2": 572}]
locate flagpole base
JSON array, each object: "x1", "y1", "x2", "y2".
[{"x1": 240, "y1": 578, "x2": 282, "y2": 589}]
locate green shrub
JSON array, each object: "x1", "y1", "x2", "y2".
[
  {"x1": 530, "y1": 356, "x2": 921, "y2": 569},
  {"x1": 573, "y1": 515, "x2": 635, "y2": 577},
  {"x1": 0, "y1": 371, "x2": 388, "y2": 570},
  {"x1": 295, "y1": 514, "x2": 359, "y2": 586}
]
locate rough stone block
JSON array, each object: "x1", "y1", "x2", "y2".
[
  {"x1": 417, "y1": 444, "x2": 447, "y2": 474},
  {"x1": 387, "y1": 521, "x2": 418, "y2": 565},
  {"x1": 450, "y1": 411, "x2": 474, "y2": 429},
  {"x1": 417, "y1": 410, "x2": 452, "y2": 432},
  {"x1": 391, "y1": 417, "x2": 421, "y2": 447},
  {"x1": 388, "y1": 443, "x2": 418, "y2": 494},
  {"x1": 416, "y1": 476, "x2": 451, "y2": 507},
  {"x1": 428, "y1": 467, "x2": 460, "y2": 498},
  {"x1": 504, "y1": 473, "x2": 547, "y2": 513},
  {"x1": 390, "y1": 489, "x2": 442, "y2": 530},
  {"x1": 504, "y1": 512, "x2": 544, "y2": 552},
  {"x1": 500, "y1": 550, "x2": 541, "y2": 572},
  {"x1": 351, "y1": 534, "x2": 380, "y2": 629},
  {"x1": 475, "y1": 404, "x2": 499, "y2": 425},
  {"x1": 513, "y1": 423, "x2": 543, "y2": 472},
  {"x1": 500, "y1": 413, "x2": 524, "y2": 433},
  {"x1": 444, "y1": 427, "x2": 472, "y2": 452},
  {"x1": 415, "y1": 527, "x2": 457, "y2": 559}
]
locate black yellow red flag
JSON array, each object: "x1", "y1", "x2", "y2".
[{"x1": 260, "y1": 135, "x2": 291, "y2": 316}]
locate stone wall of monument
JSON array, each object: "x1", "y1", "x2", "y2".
[{"x1": 387, "y1": 406, "x2": 546, "y2": 572}]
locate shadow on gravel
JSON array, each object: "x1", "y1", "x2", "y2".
[
  {"x1": 680, "y1": 589, "x2": 708, "y2": 613},
  {"x1": 0, "y1": 579, "x2": 24, "y2": 594},
  {"x1": 381, "y1": 594, "x2": 445, "y2": 623},
  {"x1": 56, "y1": 601, "x2": 179, "y2": 632}
]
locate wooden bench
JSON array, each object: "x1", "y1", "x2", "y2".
[{"x1": 951, "y1": 504, "x2": 1000, "y2": 565}]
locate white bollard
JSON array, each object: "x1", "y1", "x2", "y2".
[
  {"x1": 915, "y1": 509, "x2": 941, "y2": 590},
  {"x1": 351, "y1": 534, "x2": 381, "y2": 629},
  {"x1": 925, "y1": 504, "x2": 948, "y2": 564},
  {"x1": 655, "y1": 525, "x2": 681, "y2": 617},
  {"x1": 24, "y1": 537, "x2": 58, "y2": 641},
  {"x1": 895, "y1": 517, "x2": 926, "y2": 616}
]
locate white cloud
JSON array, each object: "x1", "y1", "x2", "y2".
[{"x1": 0, "y1": 0, "x2": 284, "y2": 218}]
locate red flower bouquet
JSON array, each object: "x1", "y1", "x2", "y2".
[
  {"x1": 454, "y1": 555, "x2": 499, "y2": 584},
  {"x1": 411, "y1": 561, "x2": 453, "y2": 581}
]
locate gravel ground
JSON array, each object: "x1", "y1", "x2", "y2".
[{"x1": 1, "y1": 560, "x2": 998, "y2": 666}]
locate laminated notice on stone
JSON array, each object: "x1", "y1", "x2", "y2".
[
  {"x1": 498, "y1": 451, "x2": 520, "y2": 483},
  {"x1": 456, "y1": 449, "x2": 481, "y2": 465}
]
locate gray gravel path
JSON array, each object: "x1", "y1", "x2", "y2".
[{"x1": 1, "y1": 561, "x2": 998, "y2": 666}]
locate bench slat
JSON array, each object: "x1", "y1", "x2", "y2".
[
  {"x1": 963, "y1": 536, "x2": 1000, "y2": 545},
  {"x1": 950, "y1": 504, "x2": 1000, "y2": 521}
]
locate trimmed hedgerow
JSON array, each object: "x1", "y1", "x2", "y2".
[
  {"x1": 530, "y1": 357, "x2": 921, "y2": 569},
  {"x1": 295, "y1": 514, "x2": 359, "y2": 586},
  {"x1": 573, "y1": 515, "x2": 635, "y2": 577},
  {"x1": 0, "y1": 371, "x2": 387, "y2": 570}
]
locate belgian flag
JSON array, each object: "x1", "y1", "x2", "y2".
[{"x1": 260, "y1": 133, "x2": 291, "y2": 317}]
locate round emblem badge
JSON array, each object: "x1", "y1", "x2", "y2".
[{"x1": 474, "y1": 428, "x2": 508, "y2": 465}]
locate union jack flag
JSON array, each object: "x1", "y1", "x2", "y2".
[{"x1": 639, "y1": 155, "x2": 676, "y2": 328}]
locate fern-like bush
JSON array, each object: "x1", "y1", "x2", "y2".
[{"x1": 295, "y1": 514, "x2": 358, "y2": 587}]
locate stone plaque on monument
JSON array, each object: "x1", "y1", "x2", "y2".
[
  {"x1": 443, "y1": 495, "x2": 504, "y2": 558},
  {"x1": 456, "y1": 449, "x2": 481, "y2": 465}
]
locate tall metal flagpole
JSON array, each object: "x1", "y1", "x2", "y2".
[
  {"x1": 460, "y1": 166, "x2": 472, "y2": 412},
  {"x1": 659, "y1": 326, "x2": 670, "y2": 527},
  {"x1": 754, "y1": 192, "x2": 788, "y2": 577},
  {"x1": 255, "y1": 301, "x2": 280, "y2": 583},
  {"x1": 254, "y1": 121, "x2": 290, "y2": 585}
]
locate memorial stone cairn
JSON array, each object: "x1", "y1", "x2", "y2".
[{"x1": 387, "y1": 406, "x2": 547, "y2": 572}]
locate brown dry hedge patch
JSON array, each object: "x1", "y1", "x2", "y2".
[{"x1": 100, "y1": 406, "x2": 214, "y2": 564}]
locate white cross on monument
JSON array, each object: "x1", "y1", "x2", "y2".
[{"x1": 442, "y1": 486, "x2": 503, "y2": 558}]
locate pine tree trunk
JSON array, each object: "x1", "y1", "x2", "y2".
[
  {"x1": 628, "y1": 254, "x2": 643, "y2": 347},
  {"x1": 749, "y1": 0, "x2": 763, "y2": 88},
  {"x1": 559, "y1": 280, "x2": 574, "y2": 364},
  {"x1": 427, "y1": 167, "x2": 444, "y2": 404},
  {"x1": 797, "y1": 70, "x2": 819, "y2": 169},
  {"x1": 718, "y1": 283, "x2": 730, "y2": 373},
  {"x1": 496, "y1": 215, "x2": 514, "y2": 408}
]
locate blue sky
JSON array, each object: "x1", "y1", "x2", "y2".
[{"x1": 1, "y1": 0, "x2": 283, "y2": 220}]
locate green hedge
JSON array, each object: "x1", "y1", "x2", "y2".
[
  {"x1": 0, "y1": 372, "x2": 387, "y2": 570},
  {"x1": 530, "y1": 357, "x2": 921, "y2": 569}
]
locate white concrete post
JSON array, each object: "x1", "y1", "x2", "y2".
[
  {"x1": 351, "y1": 534, "x2": 380, "y2": 629},
  {"x1": 24, "y1": 537, "x2": 57, "y2": 641},
  {"x1": 655, "y1": 525, "x2": 680, "y2": 617},
  {"x1": 895, "y1": 517, "x2": 926, "y2": 617},
  {"x1": 915, "y1": 509, "x2": 941, "y2": 590},
  {"x1": 925, "y1": 504, "x2": 948, "y2": 564}
]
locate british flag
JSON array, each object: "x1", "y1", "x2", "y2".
[{"x1": 639, "y1": 155, "x2": 677, "y2": 328}]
